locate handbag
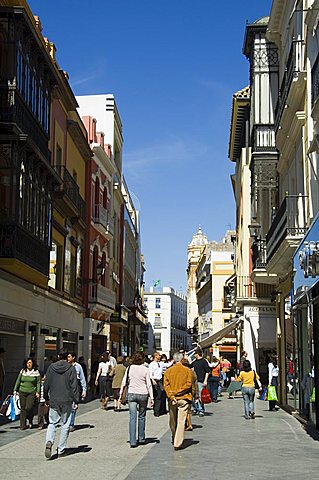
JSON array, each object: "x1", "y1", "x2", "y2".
[
  {"x1": 268, "y1": 385, "x2": 278, "y2": 402},
  {"x1": 0, "y1": 395, "x2": 11, "y2": 416},
  {"x1": 310, "y1": 387, "x2": 315, "y2": 403},
  {"x1": 200, "y1": 387, "x2": 212, "y2": 404},
  {"x1": 260, "y1": 386, "x2": 268, "y2": 401},
  {"x1": 254, "y1": 370, "x2": 262, "y2": 390},
  {"x1": 119, "y1": 366, "x2": 130, "y2": 405}
]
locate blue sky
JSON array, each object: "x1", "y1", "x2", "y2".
[{"x1": 29, "y1": 0, "x2": 272, "y2": 292}]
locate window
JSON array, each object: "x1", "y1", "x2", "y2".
[
  {"x1": 64, "y1": 235, "x2": 71, "y2": 293},
  {"x1": 75, "y1": 244, "x2": 83, "y2": 297},
  {"x1": 49, "y1": 241, "x2": 63, "y2": 290},
  {"x1": 155, "y1": 297, "x2": 161, "y2": 309},
  {"x1": 154, "y1": 314, "x2": 162, "y2": 329},
  {"x1": 154, "y1": 333, "x2": 162, "y2": 349}
]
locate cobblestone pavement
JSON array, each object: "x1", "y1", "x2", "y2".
[{"x1": 1, "y1": 395, "x2": 319, "y2": 479}]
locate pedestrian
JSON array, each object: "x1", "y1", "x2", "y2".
[
  {"x1": 78, "y1": 356, "x2": 88, "y2": 383},
  {"x1": 237, "y1": 359, "x2": 261, "y2": 419},
  {"x1": 221, "y1": 356, "x2": 231, "y2": 387},
  {"x1": 44, "y1": 350, "x2": 80, "y2": 459},
  {"x1": 95, "y1": 352, "x2": 113, "y2": 410},
  {"x1": 240, "y1": 351, "x2": 248, "y2": 371},
  {"x1": 67, "y1": 352, "x2": 87, "y2": 431},
  {"x1": 191, "y1": 348, "x2": 210, "y2": 416},
  {"x1": 119, "y1": 351, "x2": 154, "y2": 448},
  {"x1": 268, "y1": 354, "x2": 279, "y2": 411},
  {"x1": 0, "y1": 347, "x2": 6, "y2": 399},
  {"x1": 104, "y1": 350, "x2": 117, "y2": 368},
  {"x1": 13, "y1": 357, "x2": 40, "y2": 430},
  {"x1": 208, "y1": 356, "x2": 221, "y2": 402},
  {"x1": 181, "y1": 358, "x2": 198, "y2": 431},
  {"x1": 163, "y1": 352, "x2": 193, "y2": 450},
  {"x1": 149, "y1": 351, "x2": 164, "y2": 416},
  {"x1": 37, "y1": 375, "x2": 49, "y2": 429},
  {"x1": 112, "y1": 356, "x2": 126, "y2": 411}
]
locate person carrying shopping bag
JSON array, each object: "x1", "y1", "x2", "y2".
[
  {"x1": 237, "y1": 359, "x2": 261, "y2": 419},
  {"x1": 268, "y1": 355, "x2": 279, "y2": 411},
  {"x1": 14, "y1": 357, "x2": 40, "y2": 430}
]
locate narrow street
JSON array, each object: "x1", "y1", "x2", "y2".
[{"x1": 0, "y1": 395, "x2": 318, "y2": 480}]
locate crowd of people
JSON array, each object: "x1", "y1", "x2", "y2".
[{"x1": 1, "y1": 347, "x2": 280, "y2": 458}]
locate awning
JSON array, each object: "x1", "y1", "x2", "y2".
[{"x1": 198, "y1": 317, "x2": 242, "y2": 350}]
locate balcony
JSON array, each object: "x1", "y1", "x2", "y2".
[
  {"x1": 0, "y1": 89, "x2": 50, "y2": 161},
  {"x1": 251, "y1": 238, "x2": 278, "y2": 285},
  {"x1": 274, "y1": 40, "x2": 306, "y2": 132},
  {"x1": 53, "y1": 165, "x2": 86, "y2": 223},
  {"x1": 88, "y1": 283, "x2": 116, "y2": 312},
  {"x1": 252, "y1": 124, "x2": 276, "y2": 153},
  {"x1": 92, "y1": 204, "x2": 114, "y2": 238},
  {"x1": 266, "y1": 195, "x2": 307, "y2": 277},
  {"x1": 0, "y1": 224, "x2": 49, "y2": 282},
  {"x1": 236, "y1": 276, "x2": 273, "y2": 303}
]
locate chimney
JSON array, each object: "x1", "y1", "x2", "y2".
[
  {"x1": 96, "y1": 132, "x2": 105, "y2": 149},
  {"x1": 105, "y1": 144, "x2": 112, "y2": 158},
  {"x1": 82, "y1": 116, "x2": 97, "y2": 144}
]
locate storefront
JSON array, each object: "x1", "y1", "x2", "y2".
[{"x1": 293, "y1": 215, "x2": 319, "y2": 429}]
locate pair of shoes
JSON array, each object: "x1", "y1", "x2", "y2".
[
  {"x1": 245, "y1": 416, "x2": 250, "y2": 419},
  {"x1": 185, "y1": 426, "x2": 193, "y2": 431},
  {"x1": 198, "y1": 412, "x2": 205, "y2": 417},
  {"x1": 69, "y1": 426, "x2": 75, "y2": 432},
  {"x1": 174, "y1": 446, "x2": 182, "y2": 451},
  {"x1": 45, "y1": 441, "x2": 52, "y2": 459},
  {"x1": 138, "y1": 440, "x2": 146, "y2": 445},
  {"x1": 130, "y1": 444, "x2": 137, "y2": 448},
  {"x1": 38, "y1": 425, "x2": 44, "y2": 430},
  {"x1": 250, "y1": 412, "x2": 255, "y2": 419}
]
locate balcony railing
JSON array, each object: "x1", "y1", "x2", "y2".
[
  {"x1": 89, "y1": 283, "x2": 116, "y2": 310},
  {"x1": 275, "y1": 39, "x2": 304, "y2": 130},
  {"x1": 0, "y1": 224, "x2": 49, "y2": 275},
  {"x1": 236, "y1": 275, "x2": 273, "y2": 299},
  {"x1": 266, "y1": 194, "x2": 307, "y2": 263},
  {"x1": 93, "y1": 204, "x2": 114, "y2": 235},
  {"x1": 252, "y1": 124, "x2": 276, "y2": 152},
  {"x1": 0, "y1": 89, "x2": 50, "y2": 161},
  {"x1": 54, "y1": 165, "x2": 85, "y2": 221},
  {"x1": 252, "y1": 238, "x2": 267, "y2": 270}
]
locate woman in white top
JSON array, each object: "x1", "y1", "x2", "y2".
[
  {"x1": 268, "y1": 354, "x2": 279, "y2": 411},
  {"x1": 95, "y1": 353, "x2": 113, "y2": 410},
  {"x1": 119, "y1": 351, "x2": 154, "y2": 447}
]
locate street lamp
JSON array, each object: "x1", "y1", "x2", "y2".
[{"x1": 248, "y1": 221, "x2": 261, "y2": 239}]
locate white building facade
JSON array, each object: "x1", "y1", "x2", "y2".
[{"x1": 145, "y1": 287, "x2": 191, "y2": 357}]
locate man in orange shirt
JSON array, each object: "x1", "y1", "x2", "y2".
[{"x1": 163, "y1": 352, "x2": 193, "y2": 450}]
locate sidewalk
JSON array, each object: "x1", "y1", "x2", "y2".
[{"x1": 0, "y1": 395, "x2": 319, "y2": 479}]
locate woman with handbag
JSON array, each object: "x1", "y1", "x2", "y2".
[
  {"x1": 268, "y1": 355, "x2": 279, "y2": 411},
  {"x1": 95, "y1": 353, "x2": 113, "y2": 410},
  {"x1": 237, "y1": 359, "x2": 261, "y2": 419},
  {"x1": 13, "y1": 357, "x2": 40, "y2": 430},
  {"x1": 119, "y1": 351, "x2": 154, "y2": 448}
]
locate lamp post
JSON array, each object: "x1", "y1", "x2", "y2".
[{"x1": 248, "y1": 221, "x2": 261, "y2": 240}]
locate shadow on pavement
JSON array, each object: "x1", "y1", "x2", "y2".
[
  {"x1": 142, "y1": 437, "x2": 160, "y2": 445},
  {"x1": 73, "y1": 424, "x2": 95, "y2": 431},
  {"x1": 191, "y1": 424, "x2": 203, "y2": 429},
  {"x1": 178, "y1": 439, "x2": 200, "y2": 450},
  {"x1": 50, "y1": 444, "x2": 92, "y2": 460}
]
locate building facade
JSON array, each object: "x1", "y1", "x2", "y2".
[{"x1": 145, "y1": 287, "x2": 190, "y2": 357}]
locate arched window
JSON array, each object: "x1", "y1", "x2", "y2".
[{"x1": 101, "y1": 251, "x2": 106, "y2": 287}]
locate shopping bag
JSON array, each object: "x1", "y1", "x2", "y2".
[
  {"x1": 310, "y1": 387, "x2": 315, "y2": 403},
  {"x1": 260, "y1": 387, "x2": 268, "y2": 401},
  {"x1": 267, "y1": 385, "x2": 278, "y2": 402},
  {"x1": 13, "y1": 393, "x2": 21, "y2": 416},
  {"x1": 6, "y1": 395, "x2": 17, "y2": 421},
  {"x1": 200, "y1": 387, "x2": 212, "y2": 404},
  {"x1": 0, "y1": 395, "x2": 11, "y2": 416}
]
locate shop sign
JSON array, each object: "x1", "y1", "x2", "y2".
[{"x1": 0, "y1": 316, "x2": 25, "y2": 335}]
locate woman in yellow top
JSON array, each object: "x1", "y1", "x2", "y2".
[{"x1": 237, "y1": 359, "x2": 260, "y2": 419}]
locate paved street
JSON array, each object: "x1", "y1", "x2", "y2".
[{"x1": 0, "y1": 395, "x2": 319, "y2": 480}]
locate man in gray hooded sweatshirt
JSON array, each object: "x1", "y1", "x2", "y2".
[{"x1": 44, "y1": 350, "x2": 80, "y2": 459}]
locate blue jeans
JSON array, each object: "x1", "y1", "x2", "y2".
[
  {"x1": 208, "y1": 376, "x2": 220, "y2": 401},
  {"x1": 194, "y1": 382, "x2": 205, "y2": 413},
  {"x1": 128, "y1": 393, "x2": 149, "y2": 446},
  {"x1": 70, "y1": 404, "x2": 76, "y2": 427},
  {"x1": 46, "y1": 404, "x2": 72, "y2": 454},
  {"x1": 242, "y1": 387, "x2": 255, "y2": 418}
]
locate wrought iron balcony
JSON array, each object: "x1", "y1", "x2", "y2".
[
  {"x1": 236, "y1": 275, "x2": 273, "y2": 300},
  {"x1": 53, "y1": 165, "x2": 85, "y2": 222},
  {"x1": 266, "y1": 194, "x2": 307, "y2": 274},
  {"x1": 0, "y1": 89, "x2": 50, "y2": 161},
  {"x1": 252, "y1": 124, "x2": 276, "y2": 152},
  {"x1": 88, "y1": 282, "x2": 116, "y2": 311},
  {"x1": 252, "y1": 238, "x2": 267, "y2": 270},
  {"x1": 93, "y1": 204, "x2": 114, "y2": 236},
  {"x1": 274, "y1": 40, "x2": 305, "y2": 131},
  {"x1": 0, "y1": 224, "x2": 49, "y2": 276}
]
